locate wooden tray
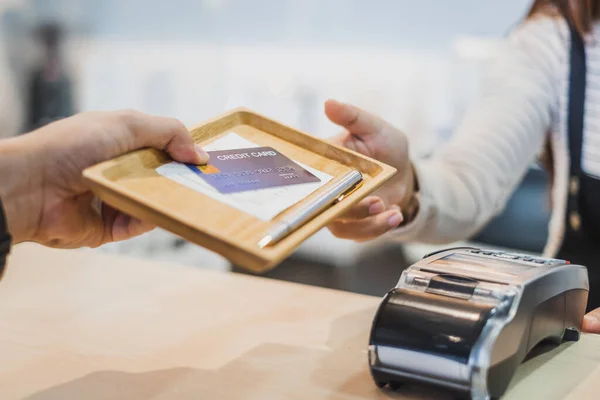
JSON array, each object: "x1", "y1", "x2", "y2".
[{"x1": 83, "y1": 108, "x2": 396, "y2": 273}]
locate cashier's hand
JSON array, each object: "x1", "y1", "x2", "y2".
[
  {"x1": 324, "y1": 99, "x2": 415, "y2": 242},
  {"x1": 584, "y1": 307, "x2": 600, "y2": 334},
  {"x1": 0, "y1": 110, "x2": 209, "y2": 248}
]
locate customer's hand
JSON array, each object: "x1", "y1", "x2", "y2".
[
  {"x1": 583, "y1": 307, "x2": 600, "y2": 334},
  {"x1": 0, "y1": 110, "x2": 209, "y2": 248},
  {"x1": 324, "y1": 99, "x2": 414, "y2": 242}
]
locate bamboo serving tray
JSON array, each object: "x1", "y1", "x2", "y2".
[{"x1": 83, "y1": 108, "x2": 396, "y2": 273}]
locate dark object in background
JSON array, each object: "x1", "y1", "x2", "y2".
[
  {"x1": 232, "y1": 241, "x2": 411, "y2": 297},
  {"x1": 26, "y1": 22, "x2": 75, "y2": 132},
  {"x1": 473, "y1": 167, "x2": 551, "y2": 253}
]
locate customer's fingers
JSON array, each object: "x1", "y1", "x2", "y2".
[
  {"x1": 111, "y1": 212, "x2": 155, "y2": 243},
  {"x1": 337, "y1": 196, "x2": 386, "y2": 221},
  {"x1": 99, "y1": 203, "x2": 155, "y2": 245},
  {"x1": 119, "y1": 110, "x2": 209, "y2": 165},
  {"x1": 583, "y1": 307, "x2": 600, "y2": 334},
  {"x1": 328, "y1": 207, "x2": 403, "y2": 241}
]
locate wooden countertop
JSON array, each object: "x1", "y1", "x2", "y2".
[{"x1": 0, "y1": 243, "x2": 598, "y2": 399}]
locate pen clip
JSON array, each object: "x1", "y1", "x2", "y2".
[{"x1": 335, "y1": 180, "x2": 364, "y2": 203}]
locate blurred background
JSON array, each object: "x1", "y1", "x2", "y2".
[{"x1": 0, "y1": 0, "x2": 552, "y2": 295}]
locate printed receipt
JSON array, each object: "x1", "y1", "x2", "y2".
[{"x1": 156, "y1": 133, "x2": 333, "y2": 221}]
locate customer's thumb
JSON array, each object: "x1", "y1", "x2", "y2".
[{"x1": 122, "y1": 111, "x2": 209, "y2": 165}]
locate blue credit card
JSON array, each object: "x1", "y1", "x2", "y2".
[{"x1": 185, "y1": 146, "x2": 321, "y2": 194}]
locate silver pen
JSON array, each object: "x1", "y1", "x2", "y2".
[{"x1": 258, "y1": 170, "x2": 363, "y2": 248}]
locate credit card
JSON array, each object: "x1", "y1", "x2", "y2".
[{"x1": 185, "y1": 146, "x2": 321, "y2": 194}]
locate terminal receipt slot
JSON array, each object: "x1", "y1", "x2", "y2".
[{"x1": 368, "y1": 247, "x2": 589, "y2": 400}]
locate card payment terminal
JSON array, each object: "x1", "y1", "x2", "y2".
[{"x1": 368, "y1": 247, "x2": 589, "y2": 399}]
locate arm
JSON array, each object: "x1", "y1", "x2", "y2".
[
  {"x1": 396, "y1": 17, "x2": 563, "y2": 243},
  {"x1": 326, "y1": 16, "x2": 564, "y2": 244},
  {"x1": 0, "y1": 196, "x2": 9, "y2": 277},
  {"x1": 0, "y1": 110, "x2": 209, "y2": 250}
]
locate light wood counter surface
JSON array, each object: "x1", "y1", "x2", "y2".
[{"x1": 0, "y1": 244, "x2": 598, "y2": 399}]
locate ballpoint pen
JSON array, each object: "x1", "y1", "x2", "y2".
[{"x1": 258, "y1": 170, "x2": 363, "y2": 248}]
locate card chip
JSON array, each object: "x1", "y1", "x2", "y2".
[{"x1": 199, "y1": 164, "x2": 220, "y2": 174}]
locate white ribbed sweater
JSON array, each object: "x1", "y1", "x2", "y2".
[{"x1": 394, "y1": 15, "x2": 600, "y2": 257}]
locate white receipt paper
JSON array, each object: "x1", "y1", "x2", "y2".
[{"x1": 156, "y1": 133, "x2": 333, "y2": 221}]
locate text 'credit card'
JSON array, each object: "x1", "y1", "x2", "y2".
[{"x1": 186, "y1": 146, "x2": 321, "y2": 194}]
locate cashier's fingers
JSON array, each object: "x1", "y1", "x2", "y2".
[
  {"x1": 327, "y1": 207, "x2": 403, "y2": 241},
  {"x1": 120, "y1": 111, "x2": 209, "y2": 165},
  {"x1": 329, "y1": 131, "x2": 360, "y2": 154},
  {"x1": 337, "y1": 196, "x2": 386, "y2": 220},
  {"x1": 325, "y1": 99, "x2": 384, "y2": 137},
  {"x1": 583, "y1": 307, "x2": 600, "y2": 334}
]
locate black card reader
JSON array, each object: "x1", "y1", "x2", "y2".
[{"x1": 368, "y1": 247, "x2": 589, "y2": 399}]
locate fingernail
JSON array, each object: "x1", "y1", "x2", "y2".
[
  {"x1": 369, "y1": 202, "x2": 385, "y2": 215},
  {"x1": 195, "y1": 144, "x2": 210, "y2": 164},
  {"x1": 388, "y1": 212, "x2": 403, "y2": 228},
  {"x1": 585, "y1": 314, "x2": 599, "y2": 324}
]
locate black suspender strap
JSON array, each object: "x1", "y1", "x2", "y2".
[
  {"x1": 565, "y1": 21, "x2": 587, "y2": 236},
  {"x1": 0, "y1": 198, "x2": 11, "y2": 280}
]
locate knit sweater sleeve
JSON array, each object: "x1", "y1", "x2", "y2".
[{"x1": 392, "y1": 16, "x2": 566, "y2": 244}]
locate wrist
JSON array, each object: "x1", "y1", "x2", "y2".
[
  {"x1": 398, "y1": 162, "x2": 419, "y2": 225},
  {"x1": 0, "y1": 135, "x2": 44, "y2": 243}
]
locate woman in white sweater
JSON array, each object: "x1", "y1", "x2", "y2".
[{"x1": 325, "y1": 0, "x2": 600, "y2": 329}]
